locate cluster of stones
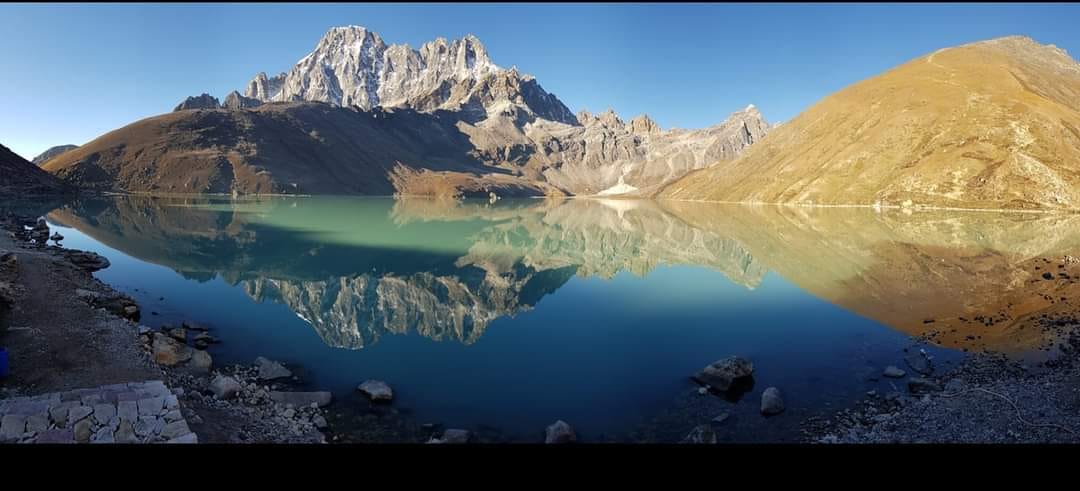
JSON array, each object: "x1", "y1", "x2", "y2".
[
  {"x1": 182, "y1": 360, "x2": 331, "y2": 442},
  {"x1": 0, "y1": 380, "x2": 196, "y2": 444},
  {"x1": 684, "y1": 356, "x2": 787, "y2": 444},
  {"x1": 141, "y1": 323, "x2": 216, "y2": 373}
]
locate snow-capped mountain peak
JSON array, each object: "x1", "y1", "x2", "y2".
[{"x1": 240, "y1": 25, "x2": 570, "y2": 119}]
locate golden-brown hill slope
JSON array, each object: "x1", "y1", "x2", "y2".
[{"x1": 660, "y1": 36, "x2": 1080, "y2": 210}]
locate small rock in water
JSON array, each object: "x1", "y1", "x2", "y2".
[
  {"x1": 681, "y1": 424, "x2": 717, "y2": 444},
  {"x1": 544, "y1": 420, "x2": 577, "y2": 444},
  {"x1": 760, "y1": 387, "x2": 785, "y2": 415},
  {"x1": 697, "y1": 387, "x2": 708, "y2": 395},
  {"x1": 209, "y1": 375, "x2": 242, "y2": 400},
  {"x1": 357, "y1": 380, "x2": 394, "y2": 402},
  {"x1": 166, "y1": 326, "x2": 187, "y2": 342},
  {"x1": 711, "y1": 413, "x2": 731, "y2": 426},
  {"x1": 908, "y1": 377, "x2": 943, "y2": 394},
  {"x1": 692, "y1": 356, "x2": 754, "y2": 392},
  {"x1": 904, "y1": 351, "x2": 933, "y2": 375},
  {"x1": 883, "y1": 366, "x2": 906, "y2": 378},
  {"x1": 255, "y1": 356, "x2": 292, "y2": 381}
]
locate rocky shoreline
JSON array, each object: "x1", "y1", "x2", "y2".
[
  {"x1": 0, "y1": 210, "x2": 334, "y2": 443},
  {"x1": 801, "y1": 313, "x2": 1080, "y2": 443}
]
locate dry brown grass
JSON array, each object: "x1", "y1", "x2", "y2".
[{"x1": 661, "y1": 36, "x2": 1080, "y2": 211}]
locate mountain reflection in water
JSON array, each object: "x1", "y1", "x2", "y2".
[{"x1": 49, "y1": 195, "x2": 1080, "y2": 355}]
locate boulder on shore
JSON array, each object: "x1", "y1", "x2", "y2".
[
  {"x1": 209, "y1": 375, "x2": 242, "y2": 399},
  {"x1": 151, "y1": 333, "x2": 192, "y2": 366}
]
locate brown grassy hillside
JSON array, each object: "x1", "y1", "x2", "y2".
[
  {"x1": 42, "y1": 103, "x2": 557, "y2": 198},
  {"x1": 660, "y1": 36, "x2": 1080, "y2": 211}
]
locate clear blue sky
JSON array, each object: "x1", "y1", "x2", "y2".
[{"x1": 3, "y1": 3, "x2": 1079, "y2": 159}]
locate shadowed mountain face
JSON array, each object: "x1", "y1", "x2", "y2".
[
  {"x1": 42, "y1": 26, "x2": 768, "y2": 199},
  {"x1": 662, "y1": 36, "x2": 1080, "y2": 211},
  {"x1": 47, "y1": 195, "x2": 1080, "y2": 354},
  {"x1": 0, "y1": 142, "x2": 72, "y2": 196}
]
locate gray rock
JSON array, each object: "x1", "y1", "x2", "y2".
[
  {"x1": 117, "y1": 401, "x2": 138, "y2": 423},
  {"x1": 761, "y1": 387, "x2": 785, "y2": 415},
  {"x1": 62, "y1": 250, "x2": 111, "y2": 272},
  {"x1": 209, "y1": 375, "x2": 242, "y2": 400},
  {"x1": 68, "y1": 405, "x2": 93, "y2": 425},
  {"x1": 222, "y1": 90, "x2": 262, "y2": 110},
  {"x1": 255, "y1": 356, "x2": 292, "y2": 381},
  {"x1": 48, "y1": 405, "x2": 70, "y2": 426},
  {"x1": 904, "y1": 351, "x2": 934, "y2": 375},
  {"x1": 270, "y1": 391, "x2": 332, "y2": 408},
  {"x1": 114, "y1": 421, "x2": 137, "y2": 444},
  {"x1": 173, "y1": 93, "x2": 220, "y2": 112},
  {"x1": 693, "y1": 356, "x2": 754, "y2": 391},
  {"x1": 0, "y1": 414, "x2": 27, "y2": 441},
  {"x1": 682, "y1": 424, "x2": 717, "y2": 444},
  {"x1": 357, "y1": 380, "x2": 393, "y2": 402},
  {"x1": 711, "y1": 413, "x2": 731, "y2": 426},
  {"x1": 160, "y1": 420, "x2": 191, "y2": 440},
  {"x1": 166, "y1": 326, "x2": 187, "y2": 342},
  {"x1": 164, "y1": 410, "x2": 183, "y2": 422},
  {"x1": 90, "y1": 426, "x2": 116, "y2": 444},
  {"x1": 92, "y1": 404, "x2": 116, "y2": 425},
  {"x1": 544, "y1": 420, "x2": 577, "y2": 444},
  {"x1": 73, "y1": 418, "x2": 93, "y2": 443},
  {"x1": 137, "y1": 396, "x2": 164, "y2": 416},
  {"x1": 188, "y1": 349, "x2": 212, "y2": 373},
  {"x1": 312, "y1": 415, "x2": 328, "y2": 430},
  {"x1": 883, "y1": 366, "x2": 906, "y2": 378},
  {"x1": 908, "y1": 377, "x2": 943, "y2": 394},
  {"x1": 164, "y1": 394, "x2": 179, "y2": 410}
]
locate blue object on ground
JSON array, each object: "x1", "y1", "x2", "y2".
[{"x1": 0, "y1": 347, "x2": 9, "y2": 378}]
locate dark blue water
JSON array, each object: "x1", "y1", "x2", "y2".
[{"x1": 46, "y1": 195, "x2": 1041, "y2": 441}]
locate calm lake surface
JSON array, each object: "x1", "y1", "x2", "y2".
[{"x1": 43, "y1": 195, "x2": 1080, "y2": 442}]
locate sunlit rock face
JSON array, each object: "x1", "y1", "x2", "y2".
[
  {"x1": 45, "y1": 26, "x2": 769, "y2": 199},
  {"x1": 48, "y1": 194, "x2": 1080, "y2": 354}
]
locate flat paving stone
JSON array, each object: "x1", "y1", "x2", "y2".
[{"x1": 0, "y1": 380, "x2": 195, "y2": 444}]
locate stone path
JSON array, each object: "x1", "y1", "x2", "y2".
[{"x1": 0, "y1": 380, "x2": 197, "y2": 444}]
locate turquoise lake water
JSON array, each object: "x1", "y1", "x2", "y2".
[{"x1": 43, "y1": 195, "x2": 1078, "y2": 441}]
